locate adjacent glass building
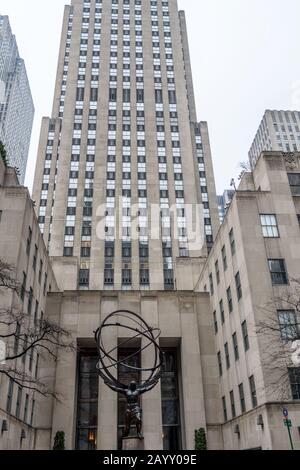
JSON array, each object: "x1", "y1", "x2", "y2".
[{"x1": 0, "y1": 16, "x2": 34, "y2": 184}]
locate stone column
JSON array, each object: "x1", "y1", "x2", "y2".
[
  {"x1": 141, "y1": 296, "x2": 163, "y2": 450},
  {"x1": 98, "y1": 297, "x2": 119, "y2": 450},
  {"x1": 180, "y1": 298, "x2": 207, "y2": 450}
]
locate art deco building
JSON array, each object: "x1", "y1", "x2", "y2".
[
  {"x1": 32, "y1": 0, "x2": 219, "y2": 295},
  {"x1": 1, "y1": 0, "x2": 300, "y2": 452},
  {"x1": 28, "y1": 0, "x2": 223, "y2": 451},
  {"x1": 249, "y1": 110, "x2": 300, "y2": 169},
  {"x1": 198, "y1": 151, "x2": 300, "y2": 450},
  {"x1": 0, "y1": 16, "x2": 34, "y2": 184}
]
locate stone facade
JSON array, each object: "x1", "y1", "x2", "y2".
[
  {"x1": 35, "y1": 290, "x2": 222, "y2": 450},
  {"x1": 198, "y1": 151, "x2": 300, "y2": 450},
  {"x1": 0, "y1": 157, "x2": 57, "y2": 450}
]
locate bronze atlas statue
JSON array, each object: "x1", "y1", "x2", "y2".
[{"x1": 95, "y1": 310, "x2": 164, "y2": 440}]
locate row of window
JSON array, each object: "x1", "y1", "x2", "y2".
[
  {"x1": 151, "y1": 5, "x2": 174, "y2": 290},
  {"x1": 217, "y1": 320, "x2": 249, "y2": 376},
  {"x1": 6, "y1": 379, "x2": 35, "y2": 427},
  {"x1": 222, "y1": 375, "x2": 257, "y2": 421}
]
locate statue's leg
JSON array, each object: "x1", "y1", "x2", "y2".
[
  {"x1": 136, "y1": 418, "x2": 143, "y2": 439},
  {"x1": 123, "y1": 411, "x2": 131, "y2": 437}
]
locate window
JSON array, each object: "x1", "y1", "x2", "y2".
[
  {"x1": 260, "y1": 214, "x2": 279, "y2": 238},
  {"x1": 43, "y1": 273, "x2": 48, "y2": 295},
  {"x1": 249, "y1": 375, "x2": 257, "y2": 408},
  {"x1": 235, "y1": 271, "x2": 242, "y2": 301},
  {"x1": 122, "y1": 269, "x2": 132, "y2": 286},
  {"x1": 90, "y1": 88, "x2": 98, "y2": 102},
  {"x1": 222, "y1": 396, "x2": 227, "y2": 422},
  {"x1": 16, "y1": 387, "x2": 22, "y2": 419},
  {"x1": 104, "y1": 269, "x2": 114, "y2": 285},
  {"x1": 155, "y1": 89, "x2": 163, "y2": 103},
  {"x1": 24, "y1": 394, "x2": 29, "y2": 423},
  {"x1": 28, "y1": 288, "x2": 33, "y2": 315},
  {"x1": 79, "y1": 269, "x2": 89, "y2": 287},
  {"x1": 230, "y1": 390, "x2": 236, "y2": 418},
  {"x1": 268, "y1": 259, "x2": 288, "y2": 285},
  {"x1": 33, "y1": 245, "x2": 38, "y2": 270},
  {"x1": 217, "y1": 351, "x2": 222, "y2": 376},
  {"x1": 6, "y1": 379, "x2": 14, "y2": 413},
  {"x1": 76, "y1": 353, "x2": 98, "y2": 450},
  {"x1": 64, "y1": 247, "x2": 74, "y2": 257},
  {"x1": 65, "y1": 226, "x2": 75, "y2": 236},
  {"x1": 164, "y1": 269, "x2": 174, "y2": 290},
  {"x1": 242, "y1": 321, "x2": 249, "y2": 351},
  {"x1": 109, "y1": 88, "x2": 117, "y2": 101},
  {"x1": 161, "y1": 350, "x2": 182, "y2": 450},
  {"x1": 220, "y1": 299, "x2": 225, "y2": 324},
  {"x1": 26, "y1": 227, "x2": 32, "y2": 255},
  {"x1": 229, "y1": 229, "x2": 235, "y2": 255},
  {"x1": 215, "y1": 260, "x2": 220, "y2": 284},
  {"x1": 76, "y1": 87, "x2": 85, "y2": 101},
  {"x1": 35, "y1": 353, "x2": 39, "y2": 379},
  {"x1": 123, "y1": 89, "x2": 130, "y2": 102},
  {"x1": 227, "y1": 287, "x2": 233, "y2": 313},
  {"x1": 288, "y1": 173, "x2": 300, "y2": 196},
  {"x1": 81, "y1": 247, "x2": 91, "y2": 258},
  {"x1": 225, "y1": 343, "x2": 230, "y2": 369},
  {"x1": 289, "y1": 368, "x2": 300, "y2": 400},
  {"x1": 34, "y1": 301, "x2": 39, "y2": 324},
  {"x1": 38, "y1": 260, "x2": 43, "y2": 284},
  {"x1": 20, "y1": 272, "x2": 26, "y2": 300},
  {"x1": 213, "y1": 311, "x2": 218, "y2": 334},
  {"x1": 140, "y1": 269, "x2": 149, "y2": 286},
  {"x1": 278, "y1": 310, "x2": 299, "y2": 341},
  {"x1": 122, "y1": 243, "x2": 131, "y2": 259},
  {"x1": 136, "y1": 89, "x2": 144, "y2": 103},
  {"x1": 221, "y1": 245, "x2": 227, "y2": 271},
  {"x1": 239, "y1": 383, "x2": 246, "y2": 413},
  {"x1": 209, "y1": 273, "x2": 214, "y2": 296},
  {"x1": 30, "y1": 400, "x2": 35, "y2": 426},
  {"x1": 232, "y1": 333, "x2": 239, "y2": 361}
]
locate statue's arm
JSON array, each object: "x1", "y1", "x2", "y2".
[
  {"x1": 139, "y1": 377, "x2": 161, "y2": 395},
  {"x1": 104, "y1": 379, "x2": 125, "y2": 394}
]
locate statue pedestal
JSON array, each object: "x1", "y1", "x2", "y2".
[{"x1": 122, "y1": 436, "x2": 144, "y2": 451}]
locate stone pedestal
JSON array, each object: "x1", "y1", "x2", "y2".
[{"x1": 122, "y1": 437, "x2": 144, "y2": 451}]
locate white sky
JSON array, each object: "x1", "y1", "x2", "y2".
[{"x1": 1, "y1": 0, "x2": 300, "y2": 194}]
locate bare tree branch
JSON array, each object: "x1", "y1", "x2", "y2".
[
  {"x1": 256, "y1": 278, "x2": 300, "y2": 400},
  {"x1": 0, "y1": 259, "x2": 20, "y2": 294},
  {"x1": 0, "y1": 257, "x2": 76, "y2": 400}
]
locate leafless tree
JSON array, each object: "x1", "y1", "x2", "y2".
[
  {"x1": 0, "y1": 258, "x2": 76, "y2": 399},
  {"x1": 256, "y1": 278, "x2": 300, "y2": 400}
]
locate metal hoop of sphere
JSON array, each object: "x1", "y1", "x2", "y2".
[{"x1": 95, "y1": 310, "x2": 164, "y2": 390}]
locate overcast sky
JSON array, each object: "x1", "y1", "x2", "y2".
[{"x1": 2, "y1": 0, "x2": 300, "y2": 194}]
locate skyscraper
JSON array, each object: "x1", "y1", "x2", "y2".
[
  {"x1": 249, "y1": 109, "x2": 300, "y2": 169},
  {"x1": 0, "y1": 16, "x2": 34, "y2": 184},
  {"x1": 32, "y1": 0, "x2": 219, "y2": 292}
]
